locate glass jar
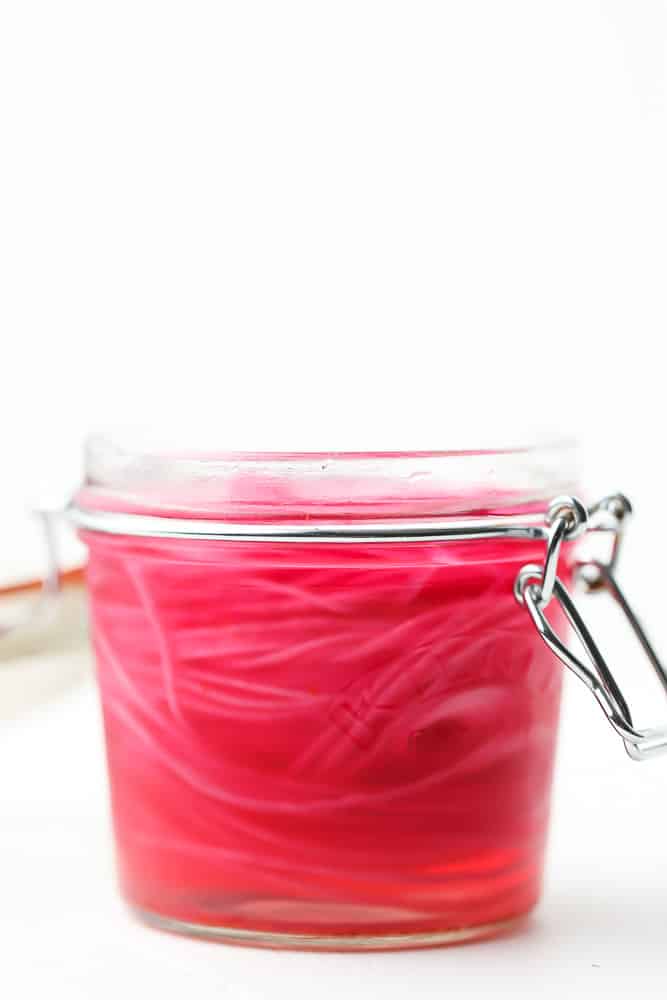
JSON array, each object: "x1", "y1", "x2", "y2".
[{"x1": 73, "y1": 434, "x2": 584, "y2": 950}]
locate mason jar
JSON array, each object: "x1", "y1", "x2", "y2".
[{"x1": 65, "y1": 433, "x2": 658, "y2": 950}]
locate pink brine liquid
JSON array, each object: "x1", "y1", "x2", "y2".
[{"x1": 83, "y1": 514, "x2": 568, "y2": 946}]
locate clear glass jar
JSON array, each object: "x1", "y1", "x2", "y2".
[{"x1": 74, "y1": 433, "x2": 581, "y2": 950}]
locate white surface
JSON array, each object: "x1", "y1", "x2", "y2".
[
  {"x1": 3, "y1": 652, "x2": 667, "y2": 998},
  {"x1": 1, "y1": 1, "x2": 666, "y2": 493}
]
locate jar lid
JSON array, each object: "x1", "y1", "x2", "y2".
[{"x1": 75, "y1": 430, "x2": 580, "y2": 523}]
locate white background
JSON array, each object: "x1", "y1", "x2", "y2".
[{"x1": 1, "y1": 1, "x2": 667, "y2": 996}]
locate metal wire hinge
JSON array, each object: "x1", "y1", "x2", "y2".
[
  {"x1": 515, "y1": 494, "x2": 667, "y2": 761},
  {"x1": 0, "y1": 509, "x2": 61, "y2": 642},
  {"x1": 10, "y1": 493, "x2": 667, "y2": 762}
]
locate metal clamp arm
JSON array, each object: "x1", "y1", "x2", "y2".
[{"x1": 516, "y1": 494, "x2": 667, "y2": 761}]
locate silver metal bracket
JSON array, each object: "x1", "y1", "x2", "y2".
[
  {"x1": 515, "y1": 494, "x2": 667, "y2": 761},
  {"x1": 0, "y1": 510, "x2": 61, "y2": 641}
]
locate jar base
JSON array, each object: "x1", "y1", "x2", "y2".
[{"x1": 132, "y1": 907, "x2": 528, "y2": 952}]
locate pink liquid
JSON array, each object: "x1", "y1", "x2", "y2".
[{"x1": 84, "y1": 527, "x2": 569, "y2": 944}]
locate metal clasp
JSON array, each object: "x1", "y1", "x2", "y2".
[
  {"x1": 516, "y1": 494, "x2": 667, "y2": 761},
  {"x1": 0, "y1": 509, "x2": 62, "y2": 641}
]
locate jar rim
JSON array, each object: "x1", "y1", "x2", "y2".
[{"x1": 76, "y1": 430, "x2": 580, "y2": 524}]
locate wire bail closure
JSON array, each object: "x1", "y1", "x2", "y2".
[
  {"x1": 6, "y1": 492, "x2": 667, "y2": 761},
  {"x1": 515, "y1": 494, "x2": 667, "y2": 761},
  {"x1": 0, "y1": 510, "x2": 61, "y2": 642}
]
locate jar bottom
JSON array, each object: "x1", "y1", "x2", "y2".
[{"x1": 132, "y1": 906, "x2": 530, "y2": 952}]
